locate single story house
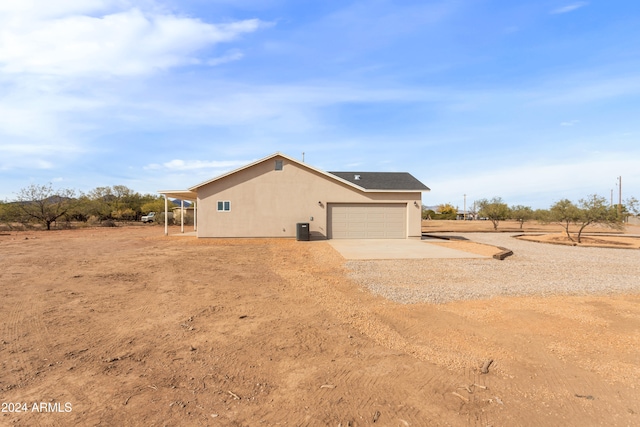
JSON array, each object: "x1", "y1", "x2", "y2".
[
  {"x1": 160, "y1": 152, "x2": 430, "y2": 239},
  {"x1": 171, "y1": 205, "x2": 195, "y2": 218}
]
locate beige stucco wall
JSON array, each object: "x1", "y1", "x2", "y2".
[{"x1": 196, "y1": 156, "x2": 423, "y2": 238}]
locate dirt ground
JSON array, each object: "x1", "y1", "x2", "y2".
[{"x1": 1, "y1": 225, "x2": 639, "y2": 426}]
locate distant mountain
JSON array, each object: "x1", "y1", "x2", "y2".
[{"x1": 171, "y1": 199, "x2": 192, "y2": 207}]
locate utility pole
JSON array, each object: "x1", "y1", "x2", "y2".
[
  {"x1": 610, "y1": 189, "x2": 613, "y2": 207},
  {"x1": 618, "y1": 176, "x2": 622, "y2": 217},
  {"x1": 463, "y1": 194, "x2": 467, "y2": 220}
]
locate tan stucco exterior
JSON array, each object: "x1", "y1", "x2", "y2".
[{"x1": 193, "y1": 154, "x2": 424, "y2": 239}]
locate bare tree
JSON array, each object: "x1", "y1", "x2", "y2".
[
  {"x1": 575, "y1": 195, "x2": 622, "y2": 243},
  {"x1": 550, "y1": 196, "x2": 622, "y2": 243},
  {"x1": 510, "y1": 205, "x2": 534, "y2": 229},
  {"x1": 549, "y1": 199, "x2": 581, "y2": 241},
  {"x1": 625, "y1": 196, "x2": 639, "y2": 217},
  {"x1": 477, "y1": 197, "x2": 510, "y2": 230},
  {"x1": 13, "y1": 184, "x2": 77, "y2": 230}
]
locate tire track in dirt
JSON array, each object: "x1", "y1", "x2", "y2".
[
  {"x1": 285, "y1": 239, "x2": 639, "y2": 426},
  {"x1": 469, "y1": 297, "x2": 640, "y2": 426},
  {"x1": 271, "y1": 242, "x2": 461, "y2": 366},
  {"x1": 269, "y1": 241, "x2": 477, "y2": 425},
  {"x1": 47, "y1": 270, "x2": 156, "y2": 425},
  {"x1": 39, "y1": 294, "x2": 108, "y2": 426},
  {"x1": 24, "y1": 297, "x2": 55, "y2": 362},
  {"x1": 0, "y1": 292, "x2": 71, "y2": 427},
  {"x1": 519, "y1": 341, "x2": 627, "y2": 425},
  {"x1": 1, "y1": 294, "x2": 31, "y2": 388},
  {"x1": 312, "y1": 365, "x2": 433, "y2": 426},
  {"x1": 84, "y1": 270, "x2": 153, "y2": 361}
]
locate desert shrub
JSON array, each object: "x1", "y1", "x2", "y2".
[
  {"x1": 422, "y1": 209, "x2": 436, "y2": 220},
  {"x1": 112, "y1": 208, "x2": 137, "y2": 221},
  {"x1": 155, "y1": 212, "x2": 174, "y2": 225},
  {"x1": 433, "y1": 212, "x2": 457, "y2": 220},
  {"x1": 176, "y1": 214, "x2": 194, "y2": 226},
  {"x1": 56, "y1": 221, "x2": 74, "y2": 230}
]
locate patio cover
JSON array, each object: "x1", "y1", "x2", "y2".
[{"x1": 158, "y1": 190, "x2": 198, "y2": 236}]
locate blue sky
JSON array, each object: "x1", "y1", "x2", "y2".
[{"x1": 1, "y1": 0, "x2": 639, "y2": 209}]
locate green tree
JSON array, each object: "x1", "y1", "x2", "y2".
[
  {"x1": 549, "y1": 199, "x2": 581, "y2": 241},
  {"x1": 422, "y1": 207, "x2": 436, "y2": 220},
  {"x1": 12, "y1": 183, "x2": 77, "y2": 230},
  {"x1": 64, "y1": 194, "x2": 91, "y2": 222},
  {"x1": 110, "y1": 185, "x2": 144, "y2": 219},
  {"x1": 84, "y1": 185, "x2": 151, "y2": 221},
  {"x1": 141, "y1": 197, "x2": 176, "y2": 217},
  {"x1": 510, "y1": 205, "x2": 534, "y2": 229},
  {"x1": 438, "y1": 203, "x2": 457, "y2": 215},
  {"x1": 575, "y1": 195, "x2": 623, "y2": 243},
  {"x1": 0, "y1": 200, "x2": 11, "y2": 229},
  {"x1": 477, "y1": 197, "x2": 510, "y2": 230},
  {"x1": 534, "y1": 208, "x2": 550, "y2": 223},
  {"x1": 85, "y1": 186, "x2": 116, "y2": 220}
]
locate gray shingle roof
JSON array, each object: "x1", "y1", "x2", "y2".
[{"x1": 327, "y1": 172, "x2": 430, "y2": 191}]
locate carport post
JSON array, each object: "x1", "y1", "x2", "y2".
[
  {"x1": 180, "y1": 199, "x2": 184, "y2": 233},
  {"x1": 164, "y1": 195, "x2": 168, "y2": 236},
  {"x1": 193, "y1": 200, "x2": 197, "y2": 232}
]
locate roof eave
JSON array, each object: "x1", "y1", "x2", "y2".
[
  {"x1": 158, "y1": 190, "x2": 198, "y2": 200},
  {"x1": 187, "y1": 152, "x2": 374, "y2": 193},
  {"x1": 359, "y1": 188, "x2": 430, "y2": 193}
]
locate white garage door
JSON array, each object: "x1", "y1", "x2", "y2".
[{"x1": 328, "y1": 203, "x2": 407, "y2": 239}]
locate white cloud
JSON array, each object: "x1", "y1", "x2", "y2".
[
  {"x1": 207, "y1": 50, "x2": 244, "y2": 66},
  {"x1": 0, "y1": 139, "x2": 84, "y2": 171},
  {"x1": 0, "y1": 1, "x2": 270, "y2": 176},
  {"x1": 133, "y1": 82, "x2": 432, "y2": 132},
  {"x1": 427, "y1": 153, "x2": 640, "y2": 208},
  {"x1": 515, "y1": 72, "x2": 640, "y2": 107},
  {"x1": 550, "y1": 2, "x2": 588, "y2": 15},
  {"x1": 144, "y1": 159, "x2": 249, "y2": 171},
  {"x1": 0, "y1": 0, "x2": 119, "y2": 19},
  {"x1": 561, "y1": 120, "x2": 579, "y2": 126},
  {"x1": 0, "y1": 2, "x2": 267, "y2": 77}
]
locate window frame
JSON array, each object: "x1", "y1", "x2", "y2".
[{"x1": 217, "y1": 200, "x2": 231, "y2": 212}]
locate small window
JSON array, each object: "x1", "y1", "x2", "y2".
[
  {"x1": 275, "y1": 160, "x2": 283, "y2": 171},
  {"x1": 217, "y1": 201, "x2": 231, "y2": 211}
]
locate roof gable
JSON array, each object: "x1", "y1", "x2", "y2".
[{"x1": 187, "y1": 152, "x2": 429, "y2": 193}]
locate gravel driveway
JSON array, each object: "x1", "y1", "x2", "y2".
[{"x1": 345, "y1": 233, "x2": 640, "y2": 304}]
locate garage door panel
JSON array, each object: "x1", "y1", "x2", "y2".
[
  {"x1": 366, "y1": 231, "x2": 386, "y2": 238},
  {"x1": 328, "y1": 203, "x2": 407, "y2": 239},
  {"x1": 385, "y1": 213, "x2": 404, "y2": 220},
  {"x1": 367, "y1": 213, "x2": 385, "y2": 220},
  {"x1": 349, "y1": 222, "x2": 366, "y2": 231}
]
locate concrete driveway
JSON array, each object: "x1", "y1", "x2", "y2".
[{"x1": 327, "y1": 239, "x2": 488, "y2": 260}]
